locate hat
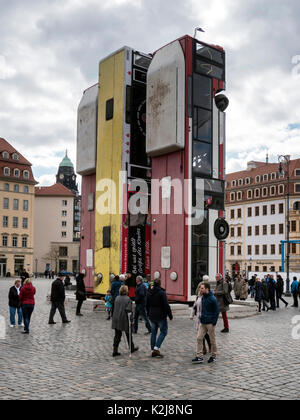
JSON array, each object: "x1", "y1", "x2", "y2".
[{"x1": 58, "y1": 272, "x2": 65, "y2": 277}]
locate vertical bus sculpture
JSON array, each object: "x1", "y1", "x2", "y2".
[
  {"x1": 77, "y1": 84, "x2": 98, "y2": 292},
  {"x1": 94, "y1": 47, "x2": 152, "y2": 295},
  {"x1": 147, "y1": 35, "x2": 229, "y2": 302}
]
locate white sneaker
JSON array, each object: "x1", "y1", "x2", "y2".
[
  {"x1": 18, "y1": 323, "x2": 24, "y2": 327},
  {"x1": 10, "y1": 325, "x2": 15, "y2": 328}
]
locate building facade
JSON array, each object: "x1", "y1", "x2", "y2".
[
  {"x1": 34, "y1": 183, "x2": 80, "y2": 275},
  {"x1": 225, "y1": 158, "x2": 300, "y2": 276},
  {"x1": 0, "y1": 138, "x2": 37, "y2": 277}
]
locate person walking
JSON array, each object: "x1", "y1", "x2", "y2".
[
  {"x1": 276, "y1": 275, "x2": 288, "y2": 308},
  {"x1": 192, "y1": 282, "x2": 219, "y2": 364},
  {"x1": 233, "y1": 275, "x2": 242, "y2": 300},
  {"x1": 48, "y1": 273, "x2": 71, "y2": 324},
  {"x1": 133, "y1": 276, "x2": 152, "y2": 335},
  {"x1": 291, "y1": 277, "x2": 299, "y2": 308},
  {"x1": 111, "y1": 285, "x2": 138, "y2": 357},
  {"x1": 254, "y1": 277, "x2": 263, "y2": 312},
  {"x1": 104, "y1": 290, "x2": 113, "y2": 320},
  {"x1": 110, "y1": 275, "x2": 122, "y2": 315},
  {"x1": 268, "y1": 275, "x2": 277, "y2": 310},
  {"x1": 146, "y1": 278, "x2": 173, "y2": 358},
  {"x1": 190, "y1": 283, "x2": 211, "y2": 355},
  {"x1": 8, "y1": 279, "x2": 23, "y2": 328},
  {"x1": 240, "y1": 278, "x2": 249, "y2": 301},
  {"x1": 261, "y1": 279, "x2": 270, "y2": 311},
  {"x1": 214, "y1": 273, "x2": 231, "y2": 333},
  {"x1": 19, "y1": 278, "x2": 36, "y2": 334},
  {"x1": 75, "y1": 273, "x2": 87, "y2": 316}
]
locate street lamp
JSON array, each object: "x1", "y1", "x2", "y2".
[{"x1": 278, "y1": 155, "x2": 291, "y2": 296}]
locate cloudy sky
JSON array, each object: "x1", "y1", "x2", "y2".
[{"x1": 0, "y1": 0, "x2": 300, "y2": 186}]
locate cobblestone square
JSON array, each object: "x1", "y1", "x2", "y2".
[{"x1": 0, "y1": 278, "x2": 299, "y2": 400}]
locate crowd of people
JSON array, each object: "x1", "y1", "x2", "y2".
[{"x1": 7, "y1": 269, "x2": 300, "y2": 365}]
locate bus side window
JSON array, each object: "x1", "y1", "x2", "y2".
[{"x1": 106, "y1": 98, "x2": 114, "y2": 121}]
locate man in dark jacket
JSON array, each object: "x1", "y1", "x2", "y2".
[
  {"x1": 267, "y1": 275, "x2": 277, "y2": 310},
  {"x1": 48, "y1": 273, "x2": 71, "y2": 324},
  {"x1": 8, "y1": 279, "x2": 23, "y2": 327},
  {"x1": 146, "y1": 278, "x2": 173, "y2": 358},
  {"x1": 110, "y1": 276, "x2": 123, "y2": 315},
  {"x1": 134, "y1": 276, "x2": 151, "y2": 335},
  {"x1": 192, "y1": 282, "x2": 219, "y2": 364},
  {"x1": 276, "y1": 275, "x2": 288, "y2": 308}
]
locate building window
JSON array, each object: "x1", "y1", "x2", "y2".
[
  {"x1": 62, "y1": 200, "x2": 68, "y2": 206},
  {"x1": 255, "y1": 226, "x2": 260, "y2": 236},
  {"x1": 255, "y1": 266, "x2": 260, "y2": 272},
  {"x1": 62, "y1": 221, "x2": 67, "y2": 227},
  {"x1": 59, "y1": 247, "x2": 68, "y2": 257},
  {"x1": 278, "y1": 185, "x2": 284, "y2": 195},
  {"x1": 237, "y1": 191, "x2": 242, "y2": 201},
  {"x1": 4, "y1": 167, "x2": 10, "y2": 176},
  {"x1": 13, "y1": 169, "x2": 20, "y2": 178},
  {"x1": 279, "y1": 224, "x2": 284, "y2": 234},
  {"x1": 279, "y1": 203, "x2": 284, "y2": 214},
  {"x1": 12, "y1": 236, "x2": 18, "y2": 247},
  {"x1": 232, "y1": 180, "x2": 236, "y2": 187},
  {"x1": 230, "y1": 246, "x2": 235, "y2": 256},
  {"x1": 291, "y1": 220, "x2": 297, "y2": 232},
  {"x1": 245, "y1": 177, "x2": 251, "y2": 185},
  {"x1": 237, "y1": 246, "x2": 242, "y2": 256},
  {"x1": 263, "y1": 225, "x2": 267, "y2": 235},
  {"x1": 263, "y1": 245, "x2": 267, "y2": 255},
  {"x1": 255, "y1": 207, "x2": 259, "y2": 217},
  {"x1": 248, "y1": 226, "x2": 252, "y2": 236},
  {"x1": 13, "y1": 217, "x2": 18, "y2": 228},
  {"x1": 255, "y1": 189, "x2": 260, "y2": 198},
  {"x1": 263, "y1": 266, "x2": 268, "y2": 272},
  {"x1": 279, "y1": 244, "x2": 282, "y2": 255},
  {"x1": 3, "y1": 198, "x2": 9, "y2": 209},
  {"x1": 247, "y1": 190, "x2": 253, "y2": 199},
  {"x1": 255, "y1": 245, "x2": 260, "y2": 255},
  {"x1": 230, "y1": 209, "x2": 235, "y2": 219},
  {"x1": 23, "y1": 170, "x2": 29, "y2": 179},
  {"x1": 2, "y1": 235, "x2": 8, "y2": 247},
  {"x1": 2, "y1": 216, "x2": 8, "y2": 228},
  {"x1": 271, "y1": 244, "x2": 276, "y2": 255},
  {"x1": 22, "y1": 237, "x2": 28, "y2": 248},
  {"x1": 62, "y1": 210, "x2": 67, "y2": 217},
  {"x1": 4, "y1": 183, "x2": 9, "y2": 191},
  {"x1": 263, "y1": 205, "x2": 267, "y2": 216},
  {"x1": 263, "y1": 174, "x2": 268, "y2": 182},
  {"x1": 247, "y1": 245, "x2": 252, "y2": 255},
  {"x1": 262, "y1": 187, "x2": 268, "y2": 197},
  {"x1": 270, "y1": 186, "x2": 276, "y2": 196},
  {"x1": 61, "y1": 232, "x2": 67, "y2": 238},
  {"x1": 24, "y1": 186, "x2": 29, "y2": 194},
  {"x1": 270, "y1": 224, "x2": 275, "y2": 235},
  {"x1": 271, "y1": 172, "x2": 277, "y2": 180},
  {"x1": 22, "y1": 218, "x2": 28, "y2": 229},
  {"x1": 23, "y1": 200, "x2": 29, "y2": 211},
  {"x1": 291, "y1": 243, "x2": 297, "y2": 254},
  {"x1": 14, "y1": 184, "x2": 19, "y2": 192},
  {"x1": 238, "y1": 179, "x2": 243, "y2": 186},
  {"x1": 247, "y1": 207, "x2": 252, "y2": 217},
  {"x1": 13, "y1": 199, "x2": 19, "y2": 210},
  {"x1": 2, "y1": 151, "x2": 9, "y2": 159},
  {"x1": 295, "y1": 184, "x2": 300, "y2": 193},
  {"x1": 12, "y1": 153, "x2": 19, "y2": 160},
  {"x1": 270, "y1": 205, "x2": 276, "y2": 215},
  {"x1": 230, "y1": 192, "x2": 235, "y2": 202},
  {"x1": 294, "y1": 169, "x2": 300, "y2": 177},
  {"x1": 237, "y1": 209, "x2": 242, "y2": 218},
  {"x1": 294, "y1": 202, "x2": 300, "y2": 211},
  {"x1": 237, "y1": 227, "x2": 242, "y2": 237},
  {"x1": 255, "y1": 175, "x2": 261, "y2": 183}
]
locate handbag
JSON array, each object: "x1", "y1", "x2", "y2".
[{"x1": 223, "y1": 293, "x2": 233, "y2": 306}]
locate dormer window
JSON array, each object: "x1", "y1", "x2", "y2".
[
  {"x1": 2, "y1": 151, "x2": 9, "y2": 159},
  {"x1": 262, "y1": 187, "x2": 268, "y2": 197},
  {"x1": 237, "y1": 191, "x2": 243, "y2": 201},
  {"x1": 245, "y1": 177, "x2": 251, "y2": 185},
  {"x1": 247, "y1": 190, "x2": 253, "y2": 199},
  {"x1": 3, "y1": 167, "x2": 10, "y2": 176},
  {"x1": 13, "y1": 168, "x2": 20, "y2": 178},
  {"x1": 278, "y1": 184, "x2": 284, "y2": 195},
  {"x1": 238, "y1": 179, "x2": 243, "y2": 186},
  {"x1": 255, "y1": 188, "x2": 260, "y2": 198},
  {"x1": 263, "y1": 174, "x2": 268, "y2": 182},
  {"x1": 23, "y1": 170, "x2": 29, "y2": 179},
  {"x1": 255, "y1": 175, "x2": 261, "y2": 183},
  {"x1": 271, "y1": 172, "x2": 277, "y2": 180},
  {"x1": 270, "y1": 186, "x2": 276, "y2": 196},
  {"x1": 295, "y1": 169, "x2": 300, "y2": 177},
  {"x1": 12, "y1": 153, "x2": 19, "y2": 161},
  {"x1": 232, "y1": 180, "x2": 236, "y2": 187}
]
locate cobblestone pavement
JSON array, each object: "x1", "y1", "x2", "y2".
[{"x1": 0, "y1": 278, "x2": 300, "y2": 400}]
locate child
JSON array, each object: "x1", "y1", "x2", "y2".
[{"x1": 104, "y1": 290, "x2": 113, "y2": 320}]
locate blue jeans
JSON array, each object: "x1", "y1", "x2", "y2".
[
  {"x1": 22, "y1": 304, "x2": 34, "y2": 333},
  {"x1": 9, "y1": 306, "x2": 23, "y2": 326},
  {"x1": 150, "y1": 319, "x2": 168, "y2": 350}
]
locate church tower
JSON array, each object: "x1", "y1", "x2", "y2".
[{"x1": 56, "y1": 150, "x2": 78, "y2": 194}]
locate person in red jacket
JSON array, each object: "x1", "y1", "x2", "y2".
[{"x1": 19, "y1": 278, "x2": 36, "y2": 334}]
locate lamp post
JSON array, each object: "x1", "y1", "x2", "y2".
[{"x1": 278, "y1": 155, "x2": 291, "y2": 296}]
